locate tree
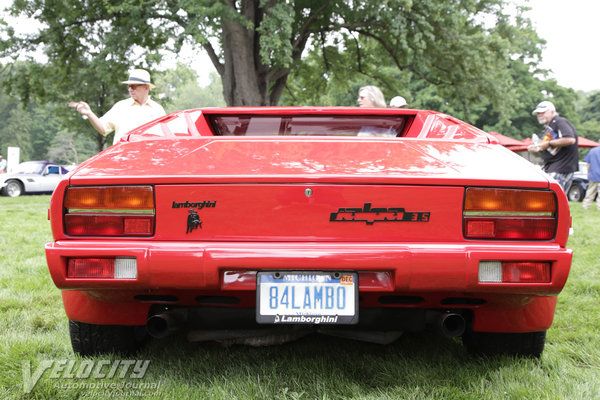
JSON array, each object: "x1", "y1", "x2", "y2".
[
  {"x1": 1, "y1": 0, "x2": 549, "y2": 110},
  {"x1": 278, "y1": 5, "x2": 580, "y2": 139},
  {"x1": 0, "y1": 91, "x2": 60, "y2": 160},
  {"x1": 0, "y1": 89, "x2": 97, "y2": 162},
  {"x1": 580, "y1": 91, "x2": 600, "y2": 123},
  {"x1": 0, "y1": 0, "x2": 168, "y2": 152},
  {"x1": 46, "y1": 130, "x2": 98, "y2": 164},
  {"x1": 577, "y1": 91, "x2": 600, "y2": 142},
  {"x1": 156, "y1": 64, "x2": 226, "y2": 112}
]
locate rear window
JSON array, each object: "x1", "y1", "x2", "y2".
[{"x1": 209, "y1": 115, "x2": 408, "y2": 137}]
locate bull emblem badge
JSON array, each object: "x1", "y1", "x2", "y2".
[{"x1": 186, "y1": 209, "x2": 202, "y2": 233}]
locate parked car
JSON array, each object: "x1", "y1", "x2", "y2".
[
  {"x1": 566, "y1": 162, "x2": 597, "y2": 202},
  {"x1": 45, "y1": 107, "x2": 573, "y2": 358},
  {"x1": 567, "y1": 174, "x2": 588, "y2": 202},
  {"x1": 0, "y1": 161, "x2": 71, "y2": 197}
]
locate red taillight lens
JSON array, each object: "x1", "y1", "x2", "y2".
[
  {"x1": 502, "y1": 262, "x2": 551, "y2": 283},
  {"x1": 67, "y1": 258, "x2": 114, "y2": 278},
  {"x1": 65, "y1": 214, "x2": 154, "y2": 236},
  {"x1": 64, "y1": 186, "x2": 155, "y2": 236},
  {"x1": 464, "y1": 188, "x2": 557, "y2": 240},
  {"x1": 464, "y1": 217, "x2": 556, "y2": 240}
]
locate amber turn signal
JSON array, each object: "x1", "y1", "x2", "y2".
[
  {"x1": 65, "y1": 186, "x2": 154, "y2": 209},
  {"x1": 464, "y1": 188, "x2": 556, "y2": 213}
]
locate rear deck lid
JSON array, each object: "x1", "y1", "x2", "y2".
[{"x1": 70, "y1": 137, "x2": 548, "y2": 187}]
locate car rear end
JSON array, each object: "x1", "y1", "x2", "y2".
[{"x1": 45, "y1": 109, "x2": 572, "y2": 357}]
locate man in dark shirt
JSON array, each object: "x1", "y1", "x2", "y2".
[{"x1": 528, "y1": 101, "x2": 579, "y2": 193}]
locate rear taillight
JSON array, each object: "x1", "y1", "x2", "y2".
[
  {"x1": 479, "y1": 261, "x2": 551, "y2": 283},
  {"x1": 67, "y1": 257, "x2": 137, "y2": 279},
  {"x1": 463, "y1": 188, "x2": 557, "y2": 240},
  {"x1": 64, "y1": 186, "x2": 155, "y2": 236}
]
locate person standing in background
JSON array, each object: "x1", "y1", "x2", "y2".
[
  {"x1": 582, "y1": 146, "x2": 600, "y2": 210},
  {"x1": 69, "y1": 69, "x2": 166, "y2": 145},
  {"x1": 528, "y1": 101, "x2": 579, "y2": 193},
  {"x1": 389, "y1": 96, "x2": 407, "y2": 108},
  {"x1": 357, "y1": 86, "x2": 386, "y2": 108}
]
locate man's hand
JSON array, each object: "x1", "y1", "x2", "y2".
[
  {"x1": 68, "y1": 101, "x2": 106, "y2": 135},
  {"x1": 528, "y1": 142, "x2": 545, "y2": 152},
  {"x1": 68, "y1": 101, "x2": 92, "y2": 117},
  {"x1": 528, "y1": 137, "x2": 576, "y2": 153}
]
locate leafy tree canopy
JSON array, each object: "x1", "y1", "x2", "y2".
[
  {"x1": 1, "y1": 0, "x2": 593, "y2": 149},
  {"x1": 1, "y1": 0, "x2": 551, "y2": 108},
  {"x1": 577, "y1": 90, "x2": 600, "y2": 143}
]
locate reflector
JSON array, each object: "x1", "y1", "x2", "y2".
[
  {"x1": 478, "y1": 261, "x2": 502, "y2": 283},
  {"x1": 465, "y1": 220, "x2": 495, "y2": 237},
  {"x1": 114, "y1": 258, "x2": 138, "y2": 279},
  {"x1": 124, "y1": 217, "x2": 153, "y2": 234}
]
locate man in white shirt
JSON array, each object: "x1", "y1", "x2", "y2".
[{"x1": 69, "y1": 69, "x2": 166, "y2": 145}]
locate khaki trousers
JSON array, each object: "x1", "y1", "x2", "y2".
[{"x1": 582, "y1": 180, "x2": 600, "y2": 210}]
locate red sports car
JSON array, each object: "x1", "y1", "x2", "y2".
[{"x1": 45, "y1": 107, "x2": 572, "y2": 357}]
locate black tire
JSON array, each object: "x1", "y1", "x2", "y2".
[
  {"x1": 462, "y1": 330, "x2": 546, "y2": 358},
  {"x1": 567, "y1": 183, "x2": 584, "y2": 202},
  {"x1": 69, "y1": 320, "x2": 147, "y2": 356},
  {"x1": 4, "y1": 179, "x2": 23, "y2": 197}
]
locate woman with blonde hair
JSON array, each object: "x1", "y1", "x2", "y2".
[{"x1": 357, "y1": 86, "x2": 386, "y2": 107}]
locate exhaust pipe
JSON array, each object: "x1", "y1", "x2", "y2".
[
  {"x1": 146, "y1": 309, "x2": 187, "y2": 338},
  {"x1": 438, "y1": 313, "x2": 466, "y2": 337}
]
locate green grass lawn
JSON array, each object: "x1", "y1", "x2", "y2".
[{"x1": 1, "y1": 195, "x2": 599, "y2": 399}]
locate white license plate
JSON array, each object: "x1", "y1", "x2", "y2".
[{"x1": 256, "y1": 271, "x2": 358, "y2": 324}]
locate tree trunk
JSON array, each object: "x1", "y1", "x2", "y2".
[
  {"x1": 220, "y1": 0, "x2": 277, "y2": 106},
  {"x1": 221, "y1": 3, "x2": 269, "y2": 105}
]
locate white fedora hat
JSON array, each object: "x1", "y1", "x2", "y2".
[{"x1": 122, "y1": 69, "x2": 155, "y2": 88}]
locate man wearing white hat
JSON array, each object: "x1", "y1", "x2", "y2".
[
  {"x1": 389, "y1": 96, "x2": 407, "y2": 108},
  {"x1": 69, "y1": 69, "x2": 166, "y2": 145},
  {"x1": 528, "y1": 100, "x2": 579, "y2": 193}
]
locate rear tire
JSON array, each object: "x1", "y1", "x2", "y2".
[
  {"x1": 69, "y1": 320, "x2": 147, "y2": 356},
  {"x1": 462, "y1": 330, "x2": 546, "y2": 358}
]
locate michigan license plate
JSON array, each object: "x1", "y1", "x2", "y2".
[{"x1": 256, "y1": 271, "x2": 358, "y2": 324}]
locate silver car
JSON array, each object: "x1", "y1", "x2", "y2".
[{"x1": 0, "y1": 161, "x2": 71, "y2": 197}]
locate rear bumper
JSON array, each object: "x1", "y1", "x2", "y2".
[{"x1": 46, "y1": 241, "x2": 572, "y2": 332}]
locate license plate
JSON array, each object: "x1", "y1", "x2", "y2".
[{"x1": 256, "y1": 271, "x2": 358, "y2": 324}]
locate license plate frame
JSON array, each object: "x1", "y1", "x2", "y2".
[{"x1": 256, "y1": 271, "x2": 358, "y2": 325}]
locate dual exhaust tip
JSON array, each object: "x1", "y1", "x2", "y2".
[{"x1": 146, "y1": 309, "x2": 466, "y2": 339}]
